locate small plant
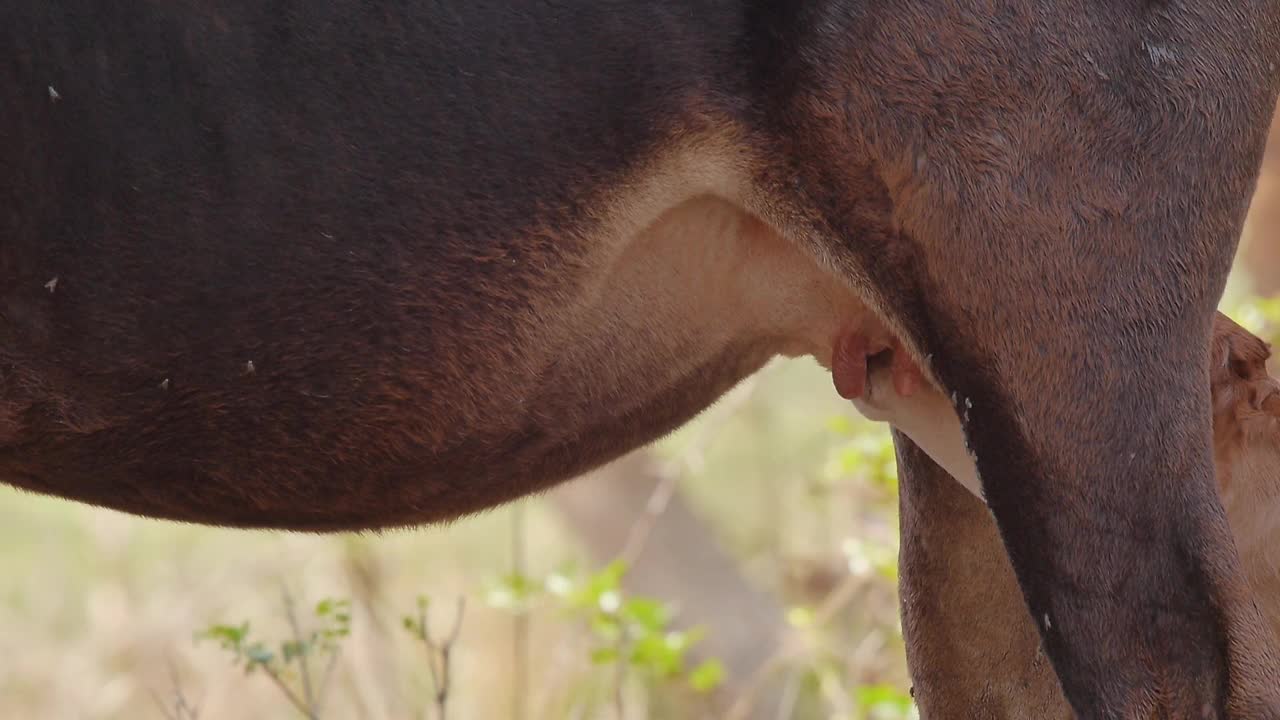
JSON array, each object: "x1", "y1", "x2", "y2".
[
  {"x1": 855, "y1": 683, "x2": 918, "y2": 720},
  {"x1": 196, "y1": 592, "x2": 351, "y2": 720},
  {"x1": 487, "y1": 560, "x2": 727, "y2": 716},
  {"x1": 402, "y1": 595, "x2": 466, "y2": 720},
  {"x1": 823, "y1": 416, "x2": 899, "y2": 495}
]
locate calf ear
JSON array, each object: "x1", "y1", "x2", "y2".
[
  {"x1": 1258, "y1": 383, "x2": 1280, "y2": 416},
  {"x1": 1212, "y1": 313, "x2": 1272, "y2": 384}
]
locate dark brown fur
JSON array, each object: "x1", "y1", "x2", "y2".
[{"x1": 3, "y1": 1, "x2": 1280, "y2": 715}]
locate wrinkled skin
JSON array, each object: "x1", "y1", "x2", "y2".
[{"x1": 3, "y1": 2, "x2": 1280, "y2": 715}]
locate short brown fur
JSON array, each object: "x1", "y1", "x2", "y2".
[
  {"x1": 895, "y1": 314, "x2": 1280, "y2": 718},
  {"x1": 4, "y1": 1, "x2": 1280, "y2": 715}
]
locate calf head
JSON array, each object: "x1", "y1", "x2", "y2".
[{"x1": 1211, "y1": 314, "x2": 1280, "y2": 617}]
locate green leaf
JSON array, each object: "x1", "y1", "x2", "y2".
[
  {"x1": 589, "y1": 646, "x2": 619, "y2": 665},
  {"x1": 580, "y1": 561, "x2": 627, "y2": 607},
  {"x1": 196, "y1": 622, "x2": 250, "y2": 651},
  {"x1": 825, "y1": 414, "x2": 855, "y2": 436},
  {"x1": 855, "y1": 683, "x2": 915, "y2": 719},
  {"x1": 281, "y1": 639, "x2": 307, "y2": 662},
  {"x1": 688, "y1": 659, "x2": 726, "y2": 693},
  {"x1": 682, "y1": 626, "x2": 707, "y2": 647},
  {"x1": 786, "y1": 606, "x2": 815, "y2": 629},
  {"x1": 629, "y1": 633, "x2": 683, "y2": 676},
  {"x1": 245, "y1": 643, "x2": 275, "y2": 668},
  {"x1": 486, "y1": 572, "x2": 540, "y2": 612},
  {"x1": 589, "y1": 612, "x2": 622, "y2": 641},
  {"x1": 842, "y1": 537, "x2": 900, "y2": 583},
  {"x1": 621, "y1": 597, "x2": 669, "y2": 631}
]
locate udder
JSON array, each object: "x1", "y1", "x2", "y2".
[{"x1": 819, "y1": 320, "x2": 984, "y2": 500}]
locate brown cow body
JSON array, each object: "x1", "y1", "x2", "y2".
[
  {"x1": 877, "y1": 315, "x2": 1280, "y2": 717},
  {"x1": 4, "y1": 1, "x2": 1280, "y2": 715}
]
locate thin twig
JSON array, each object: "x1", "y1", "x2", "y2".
[
  {"x1": 725, "y1": 573, "x2": 863, "y2": 720},
  {"x1": 613, "y1": 628, "x2": 630, "y2": 720},
  {"x1": 598, "y1": 376, "x2": 761, "y2": 719},
  {"x1": 773, "y1": 667, "x2": 802, "y2": 720},
  {"x1": 149, "y1": 688, "x2": 178, "y2": 720},
  {"x1": 619, "y1": 377, "x2": 761, "y2": 566},
  {"x1": 150, "y1": 655, "x2": 201, "y2": 720},
  {"x1": 262, "y1": 666, "x2": 318, "y2": 719},
  {"x1": 281, "y1": 585, "x2": 320, "y2": 719},
  {"x1": 151, "y1": 691, "x2": 178, "y2": 720},
  {"x1": 415, "y1": 596, "x2": 466, "y2": 720},
  {"x1": 512, "y1": 504, "x2": 529, "y2": 720},
  {"x1": 314, "y1": 646, "x2": 343, "y2": 718},
  {"x1": 342, "y1": 539, "x2": 402, "y2": 720},
  {"x1": 617, "y1": 468, "x2": 680, "y2": 568}
]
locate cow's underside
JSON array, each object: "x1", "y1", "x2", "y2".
[
  {"x1": 4, "y1": 0, "x2": 1280, "y2": 716},
  {"x1": 0, "y1": 0, "x2": 780, "y2": 527}
]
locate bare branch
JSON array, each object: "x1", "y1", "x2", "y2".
[
  {"x1": 613, "y1": 627, "x2": 630, "y2": 720},
  {"x1": 262, "y1": 666, "x2": 318, "y2": 719},
  {"x1": 412, "y1": 596, "x2": 467, "y2": 720},
  {"x1": 619, "y1": 377, "x2": 759, "y2": 566},
  {"x1": 280, "y1": 585, "x2": 321, "y2": 720},
  {"x1": 314, "y1": 647, "x2": 343, "y2": 718},
  {"x1": 149, "y1": 655, "x2": 201, "y2": 720},
  {"x1": 511, "y1": 504, "x2": 529, "y2": 720},
  {"x1": 726, "y1": 574, "x2": 862, "y2": 720}
]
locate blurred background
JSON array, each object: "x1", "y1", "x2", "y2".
[{"x1": 3, "y1": 114, "x2": 1280, "y2": 720}]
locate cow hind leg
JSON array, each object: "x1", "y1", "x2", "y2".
[
  {"x1": 880, "y1": 203, "x2": 1280, "y2": 717},
  {"x1": 770, "y1": 2, "x2": 1280, "y2": 713},
  {"x1": 897, "y1": 158, "x2": 1280, "y2": 716}
]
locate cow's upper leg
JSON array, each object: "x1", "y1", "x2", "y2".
[{"x1": 758, "y1": 0, "x2": 1280, "y2": 715}]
